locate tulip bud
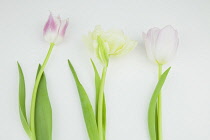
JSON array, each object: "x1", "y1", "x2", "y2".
[
  {"x1": 43, "y1": 13, "x2": 69, "y2": 45},
  {"x1": 95, "y1": 36, "x2": 110, "y2": 65},
  {"x1": 143, "y1": 25, "x2": 179, "y2": 65},
  {"x1": 84, "y1": 25, "x2": 137, "y2": 65}
]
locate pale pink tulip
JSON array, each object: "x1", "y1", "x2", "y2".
[
  {"x1": 43, "y1": 13, "x2": 69, "y2": 44},
  {"x1": 143, "y1": 25, "x2": 179, "y2": 65}
]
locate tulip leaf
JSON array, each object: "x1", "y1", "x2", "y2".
[
  {"x1": 17, "y1": 63, "x2": 32, "y2": 137},
  {"x1": 68, "y1": 60, "x2": 99, "y2": 140},
  {"x1": 90, "y1": 59, "x2": 100, "y2": 121},
  {"x1": 90, "y1": 59, "x2": 106, "y2": 139},
  {"x1": 148, "y1": 67, "x2": 171, "y2": 140},
  {"x1": 35, "y1": 65, "x2": 52, "y2": 140},
  {"x1": 155, "y1": 107, "x2": 159, "y2": 139}
]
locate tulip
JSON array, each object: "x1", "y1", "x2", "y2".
[
  {"x1": 84, "y1": 25, "x2": 137, "y2": 65},
  {"x1": 29, "y1": 13, "x2": 69, "y2": 140},
  {"x1": 143, "y1": 25, "x2": 179, "y2": 140},
  {"x1": 78, "y1": 26, "x2": 137, "y2": 140},
  {"x1": 143, "y1": 25, "x2": 179, "y2": 65},
  {"x1": 43, "y1": 13, "x2": 69, "y2": 45}
]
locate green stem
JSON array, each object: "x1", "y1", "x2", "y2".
[
  {"x1": 97, "y1": 66, "x2": 107, "y2": 140},
  {"x1": 30, "y1": 43, "x2": 55, "y2": 140},
  {"x1": 158, "y1": 64, "x2": 163, "y2": 140}
]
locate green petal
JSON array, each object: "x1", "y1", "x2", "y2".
[{"x1": 97, "y1": 36, "x2": 109, "y2": 65}]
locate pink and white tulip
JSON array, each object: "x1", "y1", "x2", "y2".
[
  {"x1": 143, "y1": 25, "x2": 179, "y2": 65},
  {"x1": 43, "y1": 13, "x2": 69, "y2": 45}
]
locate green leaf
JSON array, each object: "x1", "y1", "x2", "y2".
[
  {"x1": 90, "y1": 59, "x2": 101, "y2": 122},
  {"x1": 35, "y1": 65, "x2": 52, "y2": 140},
  {"x1": 68, "y1": 60, "x2": 99, "y2": 140},
  {"x1": 155, "y1": 106, "x2": 159, "y2": 140},
  {"x1": 17, "y1": 63, "x2": 32, "y2": 138},
  {"x1": 148, "y1": 67, "x2": 171, "y2": 140},
  {"x1": 90, "y1": 59, "x2": 106, "y2": 139},
  {"x1": 102, "y1": 97, "x2": 106, "y2": 140}
]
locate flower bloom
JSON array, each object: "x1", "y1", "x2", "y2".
[
  {"x1": 43, "y1": 13, "x2": 69, "y2": 45},
  {"x1": 84, "y1": 25, "x2": 137, "y2": 65},
  {"x1": 143, "y1": 25, "x2": 179, "y2": 65}
]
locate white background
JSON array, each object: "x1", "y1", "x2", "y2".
[{"x1": 0, "y1": 0, "x2": 210, "y2": 140}]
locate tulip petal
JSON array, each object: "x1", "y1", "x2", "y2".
[
  {"x1": 54, "y1": 18, "x2": 69, "y2": 44},
  {"x1": 43, "y1": 13, "x2": 57, "y2": 35},
  {"x1": 103, "y1": 31, "x2": 126, "y2": 55},
  {"x1": 59, "y1": 19, "x2": 69, "y2": 37},
  {"x1": 155, "y1": 25, "x2": 179, "y2": 64},
  {"x1": 143, "y1": 27, "x2": 160, "y2": 63},
  {"x1": 92, "y1": 25, "x2": 104, "y2": 39},
  {"x1": 113, "y1": 39, "x2": 137, "y2": 56},
  {"x1": 83, "y1": 33, "x2": 95, "y2": 51},
  {"x1": 43, "y1": 14, "x2": 60, "y2": 44}
]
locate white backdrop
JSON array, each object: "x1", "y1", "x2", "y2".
[{"x1": 0, "y1": 0, "x2": 210, "y2": 140}]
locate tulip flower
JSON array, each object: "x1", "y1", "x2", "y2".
[
  {"x1": 18, "y1": 13, "x2": 68, "y2": 140},
  {"x1": 68, "y1": 26, "x2": 137, "y2": 140},
  {"x1": 143, "y1": 25, "x2": 179, "y2": 140},
  {"x1": 43, "y1": 13, "x2": 69, "y2": 45},
  {"x1": 143, "y1": 25, "x2": 179, "y2": 65},
  {"x1": 84, "y1": 25, "x2": 137, "y2": 65}
]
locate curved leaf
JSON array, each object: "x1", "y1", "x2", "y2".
[
  {"x1": 68, "y1": 60, "x2": 99, "y2": 140},
  {"x1": 35, "y1": 65, "x2": 52, "y2": 140},
  {"x1": 91, "y1": 59, "x2": 106, "y2": 139},
  {"x1": 148, "y1": 67, "x2": 171, "y2": 140},
  {"x1": 17, "y1": 63, "x2": 32, "y2": 137},
  {"x1": 90, "y1": 59, "x2": 101, "y2": 120}
]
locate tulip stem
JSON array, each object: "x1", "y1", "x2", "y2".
[
  {"x1": 30, "y1": 43, "x2": 55, "y2": 140},
  {"x1": 158, "y1": 64, "x2": 163, "y2": 140},
  {"x1": 97, "y1": 66, "x2": 107, "y2": 140}
]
